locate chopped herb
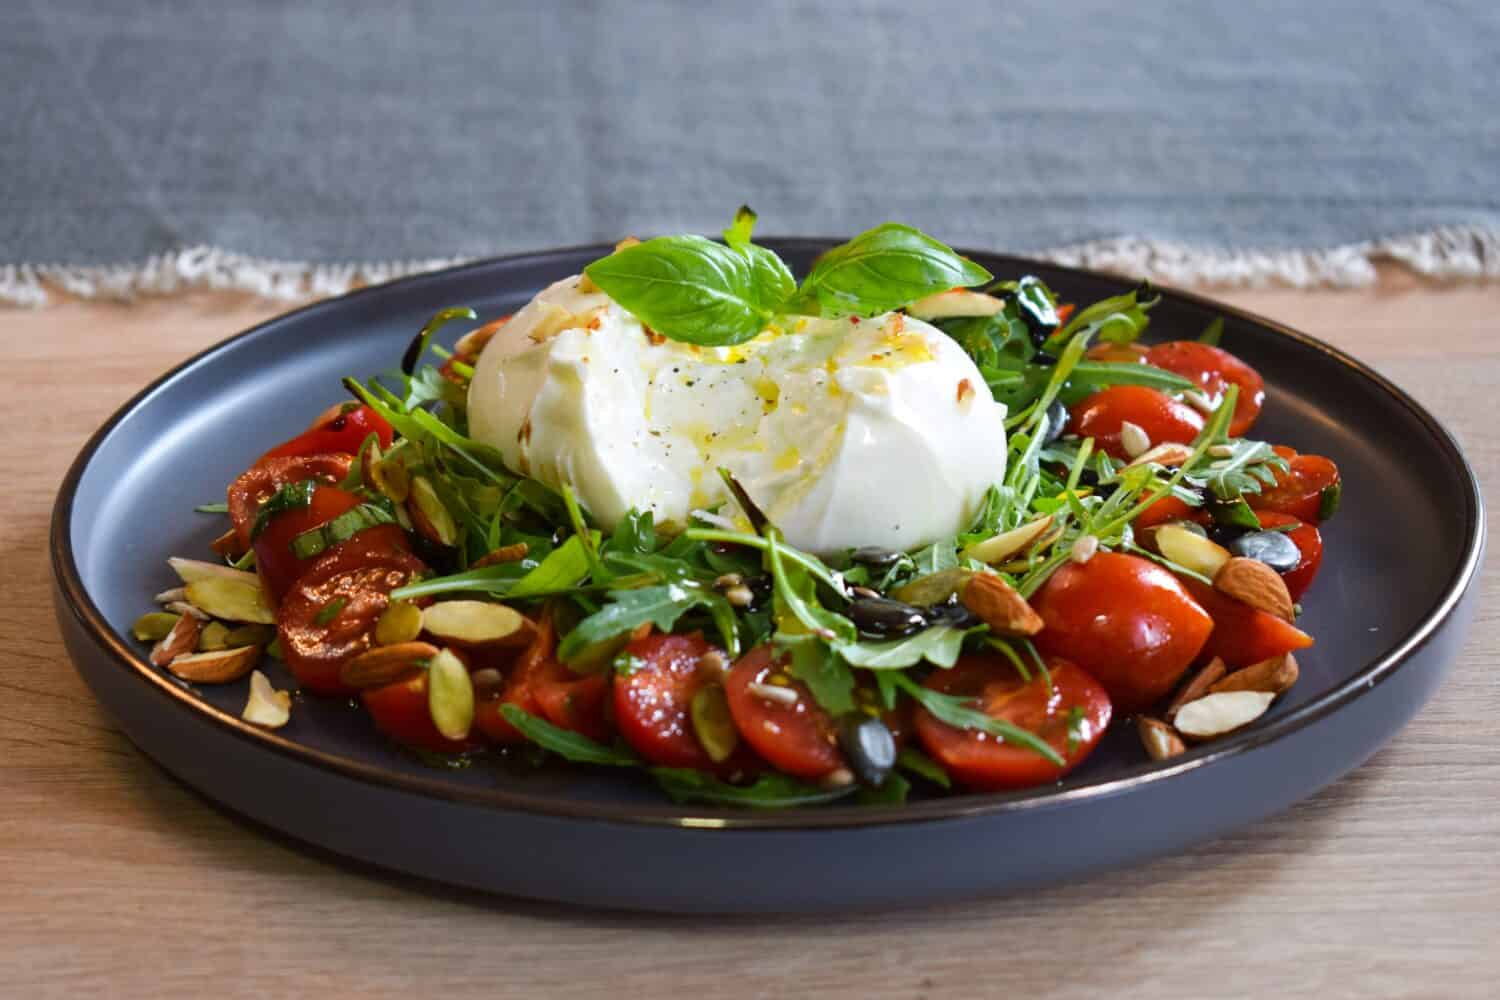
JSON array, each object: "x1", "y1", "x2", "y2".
[
  {"x1": 314, "y1": 597, "x2": 347, "y2": 625},
  {"x1": 194, "y1": 502, "x2": 229, "y2": 514}
]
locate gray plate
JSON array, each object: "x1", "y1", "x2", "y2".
[{"x1": 52, "y1": 242, "x2": 1485, "y2": 912}]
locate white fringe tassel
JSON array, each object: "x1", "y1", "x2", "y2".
[{"x1": 3, "y1": 225, "x2": 1498, "y2": 307}]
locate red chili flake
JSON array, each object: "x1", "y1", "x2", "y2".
[{"x1": 956, "y1": 379, "x2": 974, "y2": 404}]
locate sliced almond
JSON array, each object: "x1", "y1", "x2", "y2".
[
  {"x1": 455, "y1": 316, "x2": 509, "y2": 358},
  {"x1": 960, "y1": 573, "x2": 1043, "y2": 637},
  {"x1": 1174, "y1": 690, "x2": 1276, "y2": 739},
  {"x1": 1120, "y1": 420, "x2": 1151, "y2": 459},
  {"x1": 427, "y1": 648, "x2": 475, "y2": 741},
  {"x1": 1137, "y1": 716, "x2": 1186, "y2": 761},
  {"x1": 340, "y1": 640, "x2": 438, "y2": 689},
  {"x1": 1211, "y1": 653, "x2": 1300, "y2": 695},
  {"x1": 1165, "y1": 657, "x2": 1228, "y2": 722},
  {"x1": 210, "y1": 527, "x2": 247, "y2": 560},
  {"x1": 369, "y1": 452, "x2": 411, "y2": 504},
  {"x1": 154, "y1": 586, "x2": 187, "y2": 604},
  {"x1": 1124, "y1": 442, "x2": 1196, "y2": 469},
  {"x1": 374, "y1": 600, "x2": 424, "y2": 646},
  {"x1": 905, "y1": 288, "x2": 1006, "y2": 321},
  {"x1": 167, "y1": 557, "x2": 260, "y2": 589},
  {"x1": 421, "y1": 600, "x2": 532, "y2": 648},
  {"x1": 164, "y1": 600, "x2": 211, "y2": 621},
  {"x1": 962, "y1": 515, "x2": 1055, "y2": 564},
  {"x1": 150, "y1": 613, "x2": 202, "y2": 666},
  {"x1": 892, "y1": 567, "x2": 974, "y2": 607},
  {"x1": 407, "y1": 476, "x2": 459, "y2": 546},
  {"x1": 184, "y1": 577, "x2": 275, "y2": 624},
  {"x1": 168, "y1": 644, "x2": 260, "y2": 683},
  {"x1": 471, "y1": 542, "x2": 530, "y2": 569},
  {"x1": 1155, "y1": 523, "x2": 1231, "y2": 579},
  {"x1": 1214, "y1": 556, "x2": 1295, "y2": 622},
  {"x1": 242, "y1": 670, "x2": 291, "y2": 729}
]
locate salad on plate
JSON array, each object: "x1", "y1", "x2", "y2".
[{"x1": 132, "y1": 210, "x2": 1340, "y2": 807}]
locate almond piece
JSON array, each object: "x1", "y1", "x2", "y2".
[
  {"x1": 455, "y1": 316, "x2": 509, "y2": 359},
  {"x1": 421, "y1": 600, "x2": 533, "y2": 648},
  {"x1": 1124, "y1": 442, "x2": 1196, "y2": 469},
  {"x1": 1211, "y1": 653, "x2": 1300, "y2": 695},
  {"x1": 340, "y1": 641, "x2": 438, "y2": 689},
  {"x1": 960, "y1": 573, "x2": 1043, "y2": 637},
  {"x1": 1155, "y1": 523, "x2": 1232, "y2": 579},
  {"x1": 1174, "y1": 690, "x2": 1276, "y2": 739},
  {"x1": 1120, "y1": 421, "x2": 1152, "y2": 459},
  {"x1": 471, "y1": 542, "x2": 530, "y2": 569},
  {"x1": 905, "y1": 288, "x2": 1006, "y2": 321},
  {"x1": 242, "y1": 670, "x2": 291, "y2": 729},
  {"x1": 1214, "y1": 556, "x2": 1295, "y2": 622},
  {"x1": 150, "y1": 613, "x2": 202, "y2": 666},
  {"x1": 1137, "y1": 716, "x2": 1186, "y2": 761},
  {"x1": 962, "y1": 515, "x2": 1055, "y2": 564},
  {"x1": 1165, "y1": 657, "x2": 1228, "y2": 722},
  {"x1": 167, "y1": 644, "x2": 260, "y2": 684}
]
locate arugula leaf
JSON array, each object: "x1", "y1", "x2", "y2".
[
  {"x1": 1198, "y1": 316, "x2": 1224, "y2": 346},
  {"x1": 836, "y1": 625, "x2": 970, "y2": 670},
  {"x1": 508, "y1": 532, "x2": 601, "y2": 597},
  {"x1": 651, "y1": 768, "x2": 857, "y2": 808},
  {"x1": 194, "y1": 502, "x2": 229, "y2": 514},
  {"x1": 785, "y1": 223, "x2": 992, "y2": 319},
  {"x1": 499, "y1": 706, "x2": 640, "y2": 766},
  {"x1": 766, "y1": 531, "x2": 856, "y2": 643},
  {"x1": 401, "y1": 306, "x2": 478, "y2": 374},
  {"x1": 856, "y1": 772, "x2": 911, "y2": 806},
  {"x1": 557, "y1": 584, "x2": 714, "y2": 661},
  {"x1": 891, "y1": 674, "x2": 1064, "y2": 766},
  {"x1": 584, "y1": 235, "x2": 794, "y2": 347},
  {"x1": 781, "y1": 636, "x2": 856, "y2": 715},
  {"x1": 609, "y1": 509, "x2": 657, "y2": 556},
  {"x1": 908, "y1": 540, "x2": 959, "y2": 576},
  {"x1": 895, "y1": 746, "x2": 952, "y2": 788},
  {"x1": 1043, "y1": 283, "x2": 1158, "y2": 352}
]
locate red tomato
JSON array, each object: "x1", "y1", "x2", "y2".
[
  {"x1": 612, "y1": 632, "x2": 745, "y2": 770},
  {"x1": 227, "y1": 453, "x2": 353, "y2": 549},
  {"x1": 913, "y1": 656, "x2": 1111, "y2": 791},
  {"x1": 1084, "y1": 342, "x2": 1149, "y2": 364},
  {"x1": 1253, "y1": 512, "x2": 1324, "y2": 601},
  {"x1": 1132, "y1": 494, "x2": 1208, "y2": 530},
  {"x1": 1143, "y1": 341, "x2": 1266, "y2": 437},
  {"x1": 257, "y1": 403, "x2": 394, "y2": 464},
  {"x1": 251, "y1": 485, "x2": 409, "y2": 604},
  {"x1": 362, "y1": 671, "x2": 484, "y2": 755},
  {"x1": 276, "y1": 535, "x2": 427, "y2": 695},
  {"x1": 1031, "y1": 552, "x2": 1214, "y2": 714},
  {"x1": 475, "y1": 610, "x2": 556, "y2": 744},
  {"x1": 534, "y1": 665, "x2": 613, "y2": 744},
  {"x1": 1067, "y1": 385, "x2": 1205, "y2": 460},
  {"x1": 723, "y1": 644, "x2": 844, "y2": 781},
  {"x1": 1246, "y1": 446, "x2": 1341, "y2": 524},
  {"x1": 1185, "y1": 581, "x2": 1315, "y2": 668}
]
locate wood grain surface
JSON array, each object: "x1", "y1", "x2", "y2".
[{"x1": 3, "y1": 268, "x2": 1496, "y2": 999}]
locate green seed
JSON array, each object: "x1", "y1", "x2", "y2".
[
  {"x1": 198, "y1": 621, "x2": 231, "y2": 651},
  {"x1": 427, "y1": 648, "x2": 475, "y2": 741},
  {"x1": 375, "y1": 600, "x2": 423, "y2": 646},
  {"x1": 690, "y1": 683, "x2": 738, "y2": 763},
  {"x1": 224, "y1": 624, "x2": 276, "y2": 648},
  {"x1": 131, "y1": 612, "x2": 181, "y2": 643}
]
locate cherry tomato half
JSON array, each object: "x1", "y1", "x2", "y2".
[
  {"x1": 1031, "y1": 552, "x2": 1213, "y2": 714},
  {"x1": 1132, "y1": 494, "x2": 1209, "y2": 530},
  {"x1": 724, "y1": 644, "x2": 844, "y2": 782},
  {"x1": 534, "y1": 664, "x2": 613, "y2": 744},
  {"x1": 475, "y1": 610, "x2": 557, "y2": 745},
  {"x1": 1252, "y1": 512, "x2": 1324, "y2": 601},
  {"x1": 276, "y1": 535, "x2": 427, "y2": 695},
  {"x1": 257, "y1": 403, "x2": 394, "y2": 465},
  {"x1": 362, "y1": 671, "x2": 484, "y2": 755},
  {"x1": 1184, "y1": 580, "x2": 1315, "y2": 669},
  {"x1": 914, "y1": 655, "x2": 1111, "y2": 791},
  {"x1": 1246, "y1": 446, "x2": 1341, "y2": 524},
  {"x1": 1144, "y1": 341, "x2": 1265, "y2": 437},
  {"x1": 251, "y1": 485, "x2": 409, "y2": 604},
  {"x1": 613, "y1": 632, "x2": 752, "y2": 772},
  {"x1": 227, "y1": 453, "x2": 353, "y2": 550},
  {"x1": 1067, "y1": 385, "x2": 1205, "y2": 460}
]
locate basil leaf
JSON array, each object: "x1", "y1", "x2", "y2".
[
  {"x1": 651, "y1": 768, "x2": 857, "y2": 808},
  {"x1": 722, "y1": 204, "x2": 757, "y2": 250},
  {"x1": 786, "y1": 223, "x2": 992, "y2": 319},
  {"x1": 836, "y1": 625, "x2": 969, "y2": 670},
  {"x1": 249, "y1": 479, "x2": 318, "y2": 542},
  {"x1": 583, "y1": 235, "x2": 794, "y2": 347},
  {"x1": 289, "y1": 502, "x2": 397, "y2": 560},
  {"x1": 499, "y1": 706, "x2": 640, "y2": 766},
  {"x1": 557, "y1": 583, "x2": 713, "y2": 661}
]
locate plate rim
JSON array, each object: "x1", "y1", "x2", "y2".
[{"x1": 51, "y1": 239, "x2": 1487, "y2": 831}]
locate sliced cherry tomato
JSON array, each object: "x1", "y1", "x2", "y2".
[
  {"x1": 475, "y1": 610, "x2": 556, "y2": 744},
  {"x1": 534, "y1": 665, "x2": 613, "y2": 744},
  {"x1": 1144, "y1": 341, "x2": 1265, "y2": 437},
  {"x1": 227, "y1": 452, "x2": 352, "y2": 549},
  {"x1": 1031, "y1": 552, "x2": 1214, "y2": 714},
  {"x1": 612, "y1": 632, "x2": 748, "y2": 771},
  {"x1": 1066, "y1": 385, "x2": 1205, "y2": 460},
  {"x1": 1084, "y1": 342, "x2": 1149, "y2": 364},
  {"x1": 362, "y1": 671, "x2": 483, "y2": 755},
  {"x1": 1246, "y1": 446, "x2": 1341, "y2": 524},
  {"x1": 723, "y1": 644, "x2": 844, "y2": 781},
  {"x1": 251, "y1": 485, "x2": 408, "y2": 604},
  {"x1": 257, "y1": 403, "x2": 394, "y2": 465},
  {"x1": 1185, "y1": 580, "x2": 1315, "y2": 668},
  {"x1": 276, "y1": 535, "x2": 427, "y2": 695},
  {"x1": 914, "y1": 655, "x2": 1111, "y2": 791},
  {"x1": 1252, "y1": 512, "x2": 1324, "y2": 601},
  {"x1": 1132, "y1": 494, "x2": 1209, "y2": 530}
]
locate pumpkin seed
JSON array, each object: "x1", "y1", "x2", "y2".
[
  {"x1": 167, "y1": 557, "x2": 260, "y2": 589},
  {"x1": 421, "y1": 600, "x2": 530, "y2": 647},
  {"x1": 426, "y1": 648, "x2": 474, "y2": 740},
  {"x1": 224, "y1": 624, "x2": 276, "y2": 648},
  {"x1": 892, "y1": 567, "x2": 973, "y2": 607},
  {"x1": 689, "y1": 683, "x2": 738, "y2": 763},
  {"x1": 408, "y1": 476, "x2": 459, "y2": 546},
  {"x1": 184, "y1": 577, "x2": 276, "y2": 624},
  {"x1": 197, "y1": 621, "x2": 231, "y2": 651},
  {"x1": 375, "y1": 600, "x2": 424, "y2": 646},
  {"x1": 837, "y1": 713, "x2": 897, "y2": 788},
  {"x1": 131, "y1": 611, "x2": 181, "y2": 643}
]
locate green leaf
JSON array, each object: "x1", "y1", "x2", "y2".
[
  {"x1": 722, "y1": 204, "x2": 757, "y2": 249},
  {"x1": 583, "y1": 235, "x2": 794, "y2": 347},
  {"x1": 1064, "y1": 361, "x2": 1195, "y2": 395},
  {"x1": 895, "y1": 746, "x2": 952, "y2": 788},
  {"x1": 289, "y1": 502, "x2": 397, "y2": 560},
  {"x1": 856, "y1": 771, "x2": 911, "y2": 806},
  {"x1": 194, "y1": 502, "x2": 229, "y2": 514},
  {"x1": 249, "y1": 479, "x2": 318, "y2": 542},
  {"x1": 557, "y1": 584, "x2": 713, "y2": 661},
  {"x1": 1198, "y1": 316, "x2": 1225, "y2": 346},
  {"x1": 1319, "y1": 481, "x2": 1342, "y2": 521},
  {"x1": 608, "y1": 509, "x2": 657, "y2": 556},
  {"x1": 766, "y1": 531, "x2": 856, "y2": 644},
  {"x1": 786, "y1": 223, "x2": 992, "y2": 318},
  {"x1": 651, "y1": 768, "x2": 857, "y2": 808},
  {"x1": 891, "y1": 674, "x2": 1065, "y2": 766},
  {"x1": 909, "y1": 540, "x2": 959, "y2": 576},
  {"x1": 1208, "y1": 497, "x2": 1262, "y2": 531},
  {"x1": 781, "y1": 636, "x2": 856, "y2": 715},
  {"x1": 1043, "y1": 283, "x2": 1158, "y2": 352},
  {"x1": 402, "y1": 306, "x2": 478, "y2": 374},
  {"x1": 836, "y1": 625, "x2": 970, "y2": 670},
  {"x1": 499, "y1": 706, "x2": 640, "y2": 766},
  {"x1": 508, "y1": 532, "x2": 600, "y2": 597}
]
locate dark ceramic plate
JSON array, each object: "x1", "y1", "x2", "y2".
[{"x1": 53, "y1": 242, "x2": 1484, "y2": 912}]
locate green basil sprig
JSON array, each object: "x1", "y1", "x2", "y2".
[{"x1": 785, "y1": 223, "x2": 992, "y2": 319}]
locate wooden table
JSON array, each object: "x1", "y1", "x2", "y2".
[{"x1": 4, "y1": 269, "x2": 1496, "y2": 998}]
